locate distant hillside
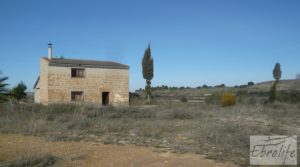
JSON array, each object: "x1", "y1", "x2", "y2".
[
  {"x1": 135, "y1": 79, "x2": 300, "y2": 104},
  {"x1": 250, "y1": 79, "x2": 300, "y2": 91}
]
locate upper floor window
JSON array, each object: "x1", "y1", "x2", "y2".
[{"x1": 71, "y1": 68, "x2": 85, "y2": 78}]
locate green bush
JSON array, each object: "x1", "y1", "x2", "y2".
[
  {"x1": 3, "y1": 154, "x2": 57, "y2": 167},
  {"x1": 221, "y1": 93, "x2": 236, "y2": 107},
  {"x1": 129, "y1": 93, "x2": 142, "y2": 105},
  {"x1": 205, "y1": 93, "x2": 222, "y2": 105},
  {"x1": 10, "y1": 81, "x2": 27, "y2": 101},
  {"x1": 180, "y1": 97, "x2": 188, "y2": 103},
  {"x1": 276, "y1": 90, "x2": 300, "y2": 103},
  {"x1": 236, "y1": 90, "x2": 248, "y2": 96}
]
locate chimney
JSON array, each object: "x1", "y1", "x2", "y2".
[{"x1": 48, "y1": 42, "x2": 52, "y2": 60}]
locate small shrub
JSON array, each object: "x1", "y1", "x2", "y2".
[
  {"x1": 205, "y1": 93, "x2": 222, "y2": 105},
  {"x1": 276, "y1": 90, "x2": 300, "y2": 103},
  {"x1": 129, "y1": 93, "x2": 142, "y2": 105},
  {"x1": 108, "y1": 112, "x2": 122, "y2": 118},
  {"x1": 10, "y1": 81, "x2": 27, "y2": 101},
  {"x1": 70, "y1": 153, "x2": 85, "y2": 161},
  {"x1": 221, "y1": 93, "x2": 236, "y2": 107},
  {"x1": 2, "y1": 154, "x2": 57, "y2": 167},
  {"x1": 247, "y1": 97, "x2": 257, "y2": 105},
  {"x1": 236, "y1": 90, "x2": 248, "y2": 96},
  {"x1": 79, "y1": 120, "x2": 92, "y2": 129},
  {"x1": 180, "y1": 97, "x2": 188, "y2": 103},
  {"x1": 49, "y1": 104, "x2": 77, "y2": 113},
  {"x1": 67, "y1": 119, "x2": 91, "y2": 130},
  {"x1": 269, "y1": 82, "x2": 277, "y2": 103}
]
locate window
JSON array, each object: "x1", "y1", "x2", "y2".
[
  {"x1": 71, "y1": 68, "x2": 85, "y2": 78},
  {"x1": 71, "y1": 91, "x2": 84, "y2": 102}
]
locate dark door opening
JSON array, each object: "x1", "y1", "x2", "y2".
[{"x1": 102, "y1": 92, "x2": 109, "y2": 106}]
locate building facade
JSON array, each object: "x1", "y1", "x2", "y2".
[{"x1": 34, "y1": 44, "x2": 129, "y2": 105}]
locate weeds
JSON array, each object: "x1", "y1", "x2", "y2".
[
  {"x1": 1, "y1": 154, "x2": 57, "y2": 167},
  {"x1": 0, "y1": 102, "x2": 299, "y2": 166}
]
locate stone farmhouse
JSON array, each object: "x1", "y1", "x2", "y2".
[{"x1": 34, "y1": 43, "x2": 129, "y2": 105}]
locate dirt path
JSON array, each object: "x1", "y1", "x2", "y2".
[{"x1": 0, "y1": 134, "x2": 238, "y2": 167}]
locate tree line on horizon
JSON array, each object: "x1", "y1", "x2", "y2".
[
  {"x1": 141, "y1": 44, "x2": 289, "y2": 104},
  {"x1": 137, "y1": 81, "x2": 256, "y2": 92}
]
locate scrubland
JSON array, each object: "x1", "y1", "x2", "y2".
[{"x1": 0, "y1": 88, "x2": 299, "y2": 166}]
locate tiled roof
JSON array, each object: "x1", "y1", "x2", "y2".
[{"x1": 45, "y1": 57, "x2": 129, "y2": 69}]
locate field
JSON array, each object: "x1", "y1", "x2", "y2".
[{"x1": 0, "y1": 80, "x2": 300, "y2": 166}]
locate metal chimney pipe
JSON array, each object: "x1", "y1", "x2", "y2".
[{"x1": 48, "y1": 42, "x2": 52, "y2": 60}]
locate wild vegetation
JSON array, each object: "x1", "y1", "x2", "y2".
[
  {"x1": 269, "y1": 63, "x2": 282, "y2": 103},
  {"x1": 10, "y1": 81, "x2": 27, "y2": 101},
  {"x1": 0, "y1": 72, "x2": 9, "y2": 102},
  {"x1": 0, "y1": 85, "x2": 300, "y2": 166},
  {"x1": 0, "y1": 62, "x2": 299, "y2": 166},
  {"x1": 221, "y1": 92, "x2": 236, "y2": 107},
  {"x1": 2, "y1": 153, "x2": 57, "y2": 167},
  {"x1": 142, "y1": 44, "x2": 154, "y2": 104},
  {"x1": 0, "y1": 71, "x2": 27, "y2": 103}
]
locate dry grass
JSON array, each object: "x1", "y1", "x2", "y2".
[
  {"x1": 0, "y1": 101, "x2": 299, "y2": 166},
  {"x1": 1, "y1": 153, "x2": 57, "y2": 167}
]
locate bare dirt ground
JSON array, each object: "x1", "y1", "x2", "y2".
[{"x1": 0, "y1": 134, "x2": 238, "y2": 167}]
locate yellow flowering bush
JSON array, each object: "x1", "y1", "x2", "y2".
[{"x1": 221, "y1": 93, "x2": 236, "y2": 107}]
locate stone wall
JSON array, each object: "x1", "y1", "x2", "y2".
[
  {"x1": 38, "y1": 58, "x2": 49, "y2": 104},
  {"x1": 35, "y1": 57, "x2": 129, "y2": 105},
  {"x1": 34, "y1": 80, "x2": 40, "y2": 103},
  {"x1": 46, "y1": 64, "x2": 129, "y2": 105}
]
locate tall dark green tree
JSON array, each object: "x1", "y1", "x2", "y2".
[
  {"x1": 0, "y1": 72, "x2": 9, "y2": 102},
  {"x1": 269, "y1": 63, "x2": 281, "y2": 102},
  {"x1": 273, "y1": 63, "x2": 282, "y2": 81},
  {"x1": 11, "y1": 81, "x2": 27, "y2": 101},
  {"x1": 142, "y1": 44, "x2": 154, "y2": 104}
]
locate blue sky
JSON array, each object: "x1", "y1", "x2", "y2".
[{"x1": 0, "y1": 0, "x2": 299, "y2": 91}]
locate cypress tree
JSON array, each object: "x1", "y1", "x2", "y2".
[
  {"x1": 273, "y1": 63, "x2": 282, "y2": 81},
  {"x1": 142, "y1": 44, "x2": 154, "y2": 104},
  {"x1": 269, "y1": 63, "x2": 281, "y2": 102}
]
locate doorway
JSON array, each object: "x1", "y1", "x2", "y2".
[{"x1": 102, "y1": 92, "x2": 109, "y2": 106}]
